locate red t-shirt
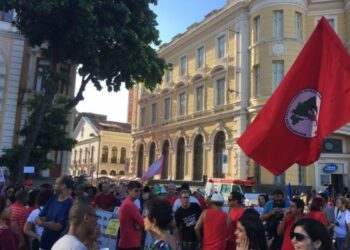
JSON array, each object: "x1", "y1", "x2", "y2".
[
  {"x1": 282, "y1": 215, "x2": 303, "y2": 250},
  {"x1": 227, "y1": 207, "x2": 245, "y2": 249},
  {"x1": 202, "y1": 209, "x2": 228, "y2": 250},
  {"x1": 165, "y1": 194, "x2": 178, "y2": 207},
  {"x1": 305, "y1": 211, "x2": 328, "y2": 226},
  {"x1": 11, "y1": 203, "x2": 28, "y2": 230},
  {"x1": 118, "y1": 198, "x2": 144, "y2": 248},
  {"x1": 0, "y1": 227, "x2": 19, "y2": 250},
  {"x1": 92, "y1": 193, "x2": 115, "y2": 211}
]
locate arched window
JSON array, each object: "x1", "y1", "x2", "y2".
[
  {"x1": 176, "y1": 138, "x2": 185, "y2": 180},
  {"x1": 102, "y1": 146, "x2": 108, "y2": 163},
  {"x1": 193, "y1": 135, "x2": 203, "y2": 181},
  {"x1": 100, "y1": 170, "x2": 107, "y2": 175},
  {"x1": 213, "y1": 131, "x2": 225, "y2": 178},
  {"x1": 161, "y1": 140, "x2": 170, "y2": 179},
  {"x1": 91, "y1": 146, "x2": 94, "y2": 163},
  {"x1": 137, "y1": 144, "x2": 144, "y2": 178},
  {"x1": 79, "y1": 149, "x2": 82, "y2": 164},
  {"x1": 110, "y1": 170, "x2": 116, "y2": 176},
  {"x1": 149, "y1": 142, "x2": 156, "y2": 166},
  {"x1": 120, "y1": 147, "x2": 127, "y2": 164},
  {"x1": 119, "y1": 170, "x2": 125, "y2": 175},
  {"x1": 111, "y1": 147, "x2": 118, "y2": 163},
  {"x1": 85, "y1": 147, "x2": 88, "y2": 163}
]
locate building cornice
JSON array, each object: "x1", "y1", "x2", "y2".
[
  {"x1": 248, "y1": 0, "x2": 307, "y2": 16},
  {"x1": 158, "y1": 1, "x2": 247, "y2": 57}
]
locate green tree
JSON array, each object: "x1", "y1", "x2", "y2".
[
  {"x1": 1, "y1": 0, "x2": 167, "y2": 180},
  {"x1": 0, "y1": 94, "x2": 77, "y2": 180}
]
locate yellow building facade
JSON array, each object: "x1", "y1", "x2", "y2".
[
  {"x1": 69, "y1": 114, "x2": 132, "y2": 180},
  {"x1": 131, "y1": 0, "x2": 350, "y2": 192}
]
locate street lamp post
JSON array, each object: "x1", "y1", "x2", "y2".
[{"x1": 89, "y1": 133, "x2": 101, "y2": 184}]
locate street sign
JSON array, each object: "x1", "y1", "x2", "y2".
[{"x1": 23, "y1": 166, "x2": 35, "y2": 174}]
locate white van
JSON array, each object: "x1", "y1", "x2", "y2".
[{"x1": 205, "y1": 178, "x2": 260, "y2": 207}]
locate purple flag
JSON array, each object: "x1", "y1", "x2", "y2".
[{"x1": 142, "y1": 156, "x2": 164, "y2": 182}]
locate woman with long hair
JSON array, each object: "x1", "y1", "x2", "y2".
[
  {"x1": 144, "y1": 199, "x2": 180, "y2": 250},
  {"x1": 235, "y1": 214, "x2": 267, "y2": 250},
  {"x1": 0, "y1": 195, "x2": 18, "y2": 249},
  {"x1": 290, "y1": 218, "x2": 332, "y2": 250}
]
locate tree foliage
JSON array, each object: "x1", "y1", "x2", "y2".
[
  {"x1": 0, "y1": 95, "x2": 77, "y2": 175},
  {"x1": 0, "y1": 0, "x2": 167, "y2": 180}
]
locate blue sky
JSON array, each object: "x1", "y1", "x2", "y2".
[{"x1": 75, "y1": 0, "x2": 227, "y2": 122}]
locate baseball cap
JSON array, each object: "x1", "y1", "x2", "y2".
[
  {"x1": 154, "y1": 186, "x2": 168, "y2": 195},
  {"x1": 210, "y1": 193, "x2": 224, "y2": 203}
]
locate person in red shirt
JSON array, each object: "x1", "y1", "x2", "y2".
[
  {"x1": 11, "y1": 190, "x2": 29, "y2": 250},
  {"x1": 118, "y1": 181, "x2": 144, "y2": 250},
  {"x1": 305, "y1": 197, "x2": 328, "y2": 226},
  {"x1": 195, "y1": 193, "x2": 230, "y2": 250},
  {"x1": 92, "y1": 182, "x2": 115, "y2": 211},
  {"x1": 0, "y1": 196, "x2": 19, "y2": 250},
  {"x1": 227, "y1": 191, "x2": 245, "y2": 250},
  {"x1": 277, "y1": 198, "x2": 305, "y2": 250}
]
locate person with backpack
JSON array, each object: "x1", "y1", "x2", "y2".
[{"x1": 260, "y1": 189, "x2": 290, "y2": 250}]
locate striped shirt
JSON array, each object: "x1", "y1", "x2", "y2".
[{"x1": 11, "y1": 202, "x2": 28, "y2": 229}]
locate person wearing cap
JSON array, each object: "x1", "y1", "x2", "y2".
[
  {"x1": 166, "y1": 183, "x2": 178, "y2": 207},
  {"x1": 194, "y1": 193, "x2": 230, "y2": 250},
  {"x1": 154, "y1": 186, "x2": 169, "y2": 202}
]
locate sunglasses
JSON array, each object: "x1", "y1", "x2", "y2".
[{"x1": 290, "y1": 232, "x2": 308, "y2": 241}]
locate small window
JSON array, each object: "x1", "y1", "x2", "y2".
[
  {"x1": 215, "y1": 78, "x2": 225, "y2": 106},
  {"x1": 102, "y1": 146, "x2": 108, "y2": 163},
  {"x1": 151, "y1": 103, "x2": 157, "y2": 125},
  {"x1": 322, "y1": 138, "x2": 343, "y2": 153},
  {"x1": 295, "y1": 12, "x2": 302, "y2": 40},
  {"x1": 164, "y1": 98, "x2": 171, "y2": 121},
  {"x1": 273, "y1": 10, "x2": 284, "y2": 39},
  {"x1": 217, "y1": 35, "x2": 226, "y2": 59},
  {"x1": 254, "y1": 16, "x2": 260, "y2": 43},
  {"x1": 120, "y1": 147, "x2": 127, "y2": 164},
  {"x1": 178, "y1": 92, "x2": 186, "y2": 116},
  {"x1": 180, "y1": 56, "x2": 187, "y2": 76},
  {"x1": 272, "y1": 61, "x2": 284, "y2": 91},
  {"x1": 197, "y1": 46, "x2": 205, "y2": 69},
  {"x1": 253, "y1": 65, "x2": 260, "y2": 97},
  {"x1": 111, "y1": 147, "x2": 118, "y2": 163},
  {"x1": 140, "y1": 107, "x2": 146, "y2": 128},
  {"x1": 195, "y1": 86, "x2": 204, "y2": 112},
  {"x1": 100, "y1": 170, "x2": 107, "y2": 175},
  {"x1": 165, "y1": 70, "x2": 172, "y2": 83}
]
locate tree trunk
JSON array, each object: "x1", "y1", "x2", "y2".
[{"x1": 13, "y1": 62, "x2": 59, "y2": 183}]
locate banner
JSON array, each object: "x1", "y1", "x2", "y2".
[{"x1": 96, "y1": 208, "x2": 119, "y2": 249}]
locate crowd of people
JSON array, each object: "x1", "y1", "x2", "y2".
[{"x1": 0, "y1": 176, "x2": 348, "y2": 250}]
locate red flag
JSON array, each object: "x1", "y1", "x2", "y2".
[{"x1": 237, "y1": 17, "x2": 350, "y2": 176}]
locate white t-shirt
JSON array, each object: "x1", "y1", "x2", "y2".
[
  {"x1": 51, "y1": 235, "x2": 87, "y2": 250},
  {"x1": 172, "y1": 196, "x2": 200, "y2": 212},
  {"x1": 27, "y1": 207, "x2": 44, "y2": 236}
]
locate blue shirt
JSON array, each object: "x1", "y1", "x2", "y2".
[
  {"x1": 263, "y1": 199, "x2": 291, "y2": 215},
  {"x1": 39, "y1": 196, "x2": 73, "y2": 250}
]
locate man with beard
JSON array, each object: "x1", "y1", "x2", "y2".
[{"x1": 36, "y1": 175, "x2": 73, "y2": 250}]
